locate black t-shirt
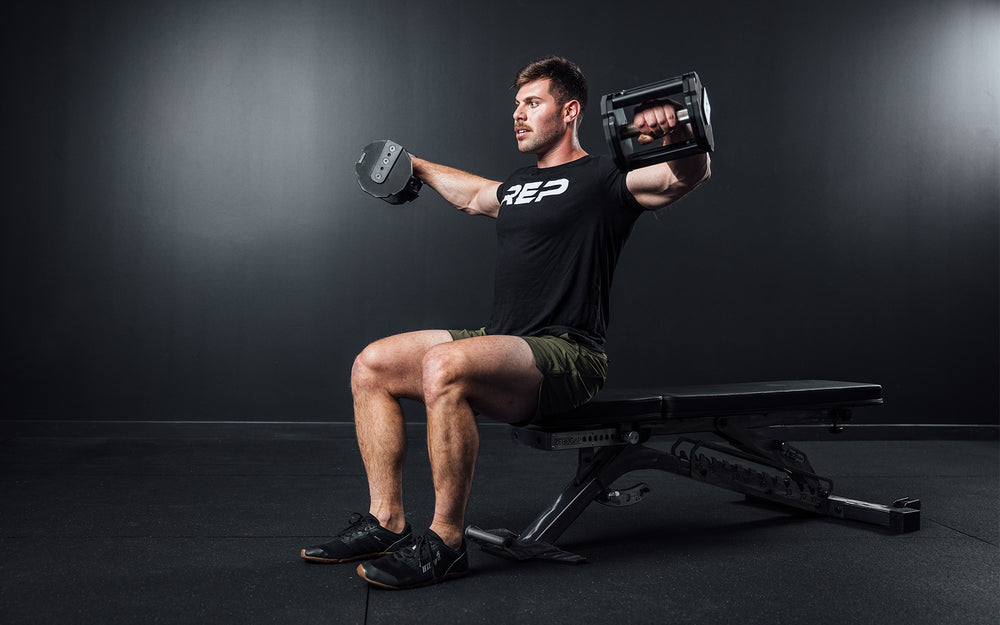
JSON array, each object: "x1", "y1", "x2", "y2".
[{"x1": 484, "y1": 155, "x2": 644, "y2": 352}]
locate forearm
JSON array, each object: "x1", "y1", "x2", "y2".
[
  {"x1": 627, "y1": 152, "x2": 711, "y2": 210},
  {"x1": 411, "y1": 156, "x2": 501, "y2": 217},
  {"x1": 668, "y1": 151, "x2": 711, "y2": 187}
]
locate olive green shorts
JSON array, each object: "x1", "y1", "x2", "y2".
[{"x1": 447, "y1": 328, "x2": 608, "y2": 419}]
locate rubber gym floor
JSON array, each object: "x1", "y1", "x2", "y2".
[{"x1": 1, "y1": 420, "x2": 996, "y2": 625}]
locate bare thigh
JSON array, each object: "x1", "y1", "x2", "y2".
[{"x1": 423, "y1": 334, "x2": 543, "y2": 424}]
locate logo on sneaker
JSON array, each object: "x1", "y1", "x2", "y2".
[{"x1": 420, "y1": 550, "x2": 442, "y2": 573}]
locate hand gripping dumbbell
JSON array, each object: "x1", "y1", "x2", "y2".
[
  {"x1": 601, "y1": 71, "x2": 714, "y2": 171},
  {"x1": 355, "y1": 139, "x2": 422, "y2": 204}
]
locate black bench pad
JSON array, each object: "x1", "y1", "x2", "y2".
[{"x1": 529, "y1": 380, "x2": 882, "y2": 428}]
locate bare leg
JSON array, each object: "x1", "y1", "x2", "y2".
[
  {"x1": 351, "y1": 330, "x2": 453, "y2": 533},
  {"x1": 420, "y1": 335, "x2": 543, "y2": 548}
]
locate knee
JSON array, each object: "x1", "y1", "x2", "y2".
[
  {"x1": 351, "y1": 341, "x2": 389, "y2": 394},
  {"x1": 421, "y1": 346, "x2": 471, "y2": 408}
]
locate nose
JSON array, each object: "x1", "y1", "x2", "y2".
[{"x1": 513, "y1": 104, "x2": 525, "y2": 121}]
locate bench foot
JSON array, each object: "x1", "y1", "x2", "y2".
[
  {"x1": 827, "y1": 496, "x2": 922, "y2": 532},
  {"x1": 464, "y1": 526, "x2": 587, "y2": 564}
]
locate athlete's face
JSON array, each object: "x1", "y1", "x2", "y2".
[{"x1": 513, "y1": 79, "x2": 568, "y2": 154}]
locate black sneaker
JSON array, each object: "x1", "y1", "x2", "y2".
[
  {"x1": 356, "y1": 530, "x2": 469, "y2": 589},
  {"x1": 301, "y1": 513, "x2": 412, "y2": 563}
]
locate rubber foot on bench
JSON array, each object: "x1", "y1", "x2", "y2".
[{"x1": 465, "y1": 526, "x2": 588, "y2": 564}]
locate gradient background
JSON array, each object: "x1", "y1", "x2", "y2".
[{"x1": 2, "y1": 0, "x2": 997, "y2": 424}]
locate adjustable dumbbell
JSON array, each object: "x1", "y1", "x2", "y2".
[
  {"x1": 601, "y1": 71, "x2": 714, "y2": 171},
  {"x1": 356, "y1": 72, "x2": 715, "y2": 202},
  {"x1": 355, "y1": 139, "x2": 422, "y2": 204}
]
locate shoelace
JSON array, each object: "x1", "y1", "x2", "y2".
[
  {"x1": 337, "y1": 513, "x2": 376, "y2": 540},
  {"x1": 395, "y1": 535, "x2": 439, "y2": 581}
]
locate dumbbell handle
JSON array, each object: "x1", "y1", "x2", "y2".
[{"x1": 620, "y1": 108, "x2": 690, "y2": 139}]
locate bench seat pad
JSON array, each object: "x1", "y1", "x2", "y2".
[{"x1": 528, "y1": 380, "x2": 882, "y2": 428}]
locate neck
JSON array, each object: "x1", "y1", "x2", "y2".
[{"x1": 535, "y1": 130, "x2": 587, "y2": 168}]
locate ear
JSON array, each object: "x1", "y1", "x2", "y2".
[{"x1": 563, "y1": 100, "x2": 581, "y2": 125}]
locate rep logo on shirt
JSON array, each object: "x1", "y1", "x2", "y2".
[{"x1": 500, "y1": 178, "x2": 569, "y2": 206}]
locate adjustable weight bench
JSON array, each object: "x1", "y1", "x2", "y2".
[{"x1": 465, "y1": 380, "x2": 921, "y2": 563}]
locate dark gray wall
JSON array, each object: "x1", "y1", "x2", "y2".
[{"x1": 3, "y1": 0, "x2": 997, "y2": 423}]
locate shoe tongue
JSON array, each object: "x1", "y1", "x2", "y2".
[
  {"x1": 424, "y1": 530, "x2": 458, "y2": 552},
  {"x1": 425, "y1": 529, "x2": 443, "y2": 543},
  {"x1": 410, "y1": 534, "x2": 436, "y2": 554},
  {"x1": 398, "y1": 539, "x2": 425, "y2": 562}
]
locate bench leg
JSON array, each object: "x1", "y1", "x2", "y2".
[
  {"x1": 674, "y1": 434, "x2": 921, "y2": 532},
  {"x1": 466, "y1": 434, "x2": 921, "y2": 563},
  {"x1": 521, "y1": 443, "x2": 682, "y2": 544},
  {"x1": 466, "y1": 443, "x2": 683, "y2": 562}
]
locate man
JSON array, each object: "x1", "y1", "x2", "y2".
[{"x1": 302, "y1": 56, "x2": 710, "y2": 589}]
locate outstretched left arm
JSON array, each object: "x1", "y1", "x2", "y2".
[{"x1": 625, "y1": 100, "x2": 711, "y2": 210}]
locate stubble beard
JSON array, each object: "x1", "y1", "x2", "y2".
[{"x1": 517, "y1": 117, "x2": 563, "y2": 155}]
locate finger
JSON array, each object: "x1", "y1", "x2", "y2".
[
  {"x1": 644, "y1": 105, "x2": 677, "y2": 136},
  {"x1": 652, "y1": 106, "x2": 670, "y2": 131},
  {"x1": 634, "y1": 110, "x2": 653, "y2": 134},
  {"x1": 659, "y1": 104, "x2": 679, "y2": 131}
]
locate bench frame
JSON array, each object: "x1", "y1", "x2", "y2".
[{"x1": 465, "y1": 380, "x2": 921, "y2": 563}]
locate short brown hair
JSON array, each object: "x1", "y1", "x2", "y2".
[{"x1": 513, "y1": 56, "x2": 588, "y2": 118}]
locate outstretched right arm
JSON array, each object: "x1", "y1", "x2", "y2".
[{"x1": 411, "y1": 156, "x2": 502, "y2": 218}]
